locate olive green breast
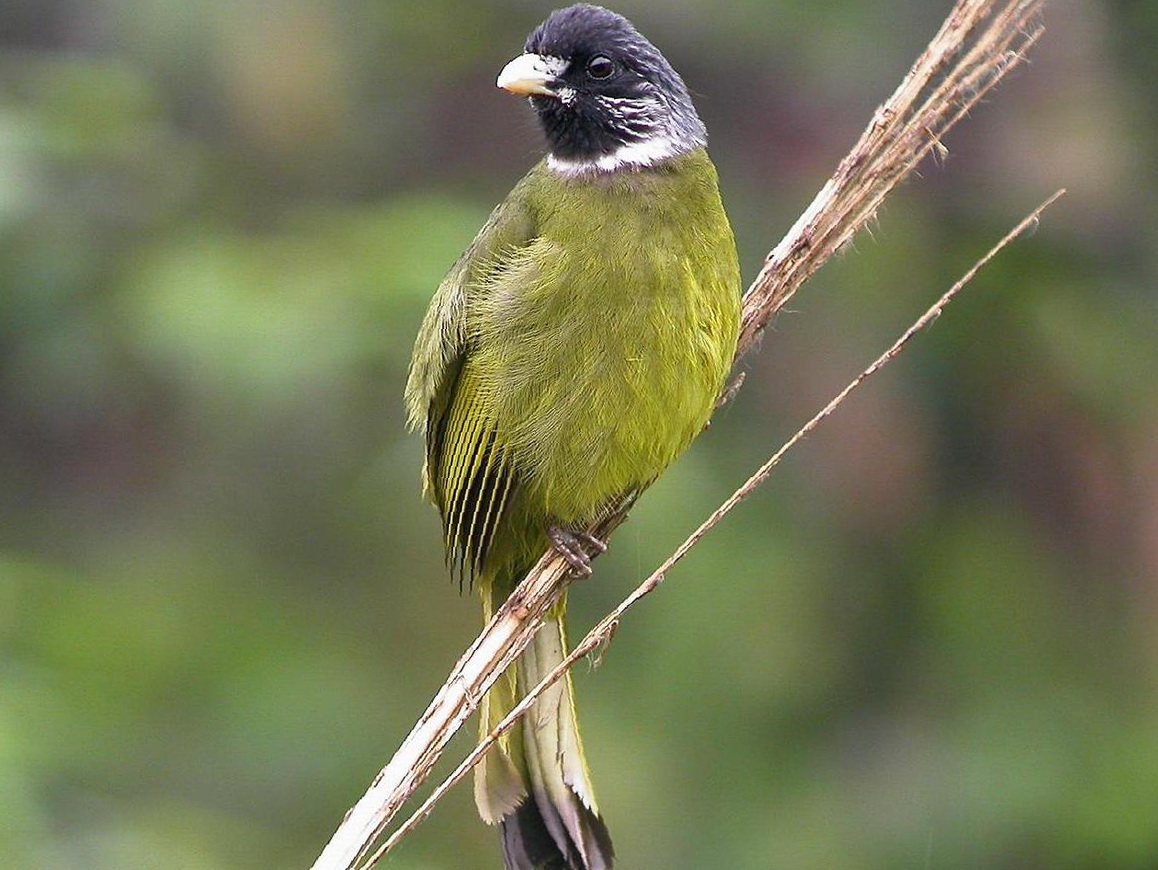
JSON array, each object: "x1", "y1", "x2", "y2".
[{"x1": 469, "y1": 148, "x2": 740, "y2": 523}]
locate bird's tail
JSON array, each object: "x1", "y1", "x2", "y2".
[{"x1": 474, "y1": 589, "x2": 614, "y2": 870}]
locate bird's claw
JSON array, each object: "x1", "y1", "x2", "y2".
[{"x1": 548, "y1": 526, "x2": 607, "y2": 577}]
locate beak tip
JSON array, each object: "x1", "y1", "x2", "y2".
[{"x1": 496, "y1": 53, "x2": 558, "y2": 98}]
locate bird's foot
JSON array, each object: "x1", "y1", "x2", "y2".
[{"x1": 547, "y1": 526, "x2": 608, "y2": 578}]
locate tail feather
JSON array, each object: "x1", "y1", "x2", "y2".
[
  {"x1": 475, "y1": 655, "x2": 527, "y2": 824},
  {"x1": 501, "y1": 791, "x2": 612, "y2": 870},
  {"x1": 475, "y1": 598, "x2": 614, "y2": 870},
  {"x1": 501, "y1": 804, "x2": 565, "y2": 870}
]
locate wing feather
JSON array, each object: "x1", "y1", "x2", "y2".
[
  {"x1": 406, "y1": 167, "x2": 540, "y2": 583},
  {"x1": 436, "y1": 366, "x2": 516, "y2": 585}
]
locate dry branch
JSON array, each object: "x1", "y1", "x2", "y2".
[
  {"x1": 738, "y1": 0, "x2": 1044, "y2": 351},
  {"x1": 309, "y1": 2, "x2": 1049, "y2": 868}
]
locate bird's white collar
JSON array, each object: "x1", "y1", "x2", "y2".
[{"x1": 546, "y1": 133, "x2": 686, "y2": 176}]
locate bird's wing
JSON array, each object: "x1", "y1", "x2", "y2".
[{"x1": 405, "y1": 171, "x2": 538, "y2": 581}]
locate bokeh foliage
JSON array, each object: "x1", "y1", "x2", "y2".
[{"x1": 2, "y1": 1, "x2": 1156, "y2": 868}]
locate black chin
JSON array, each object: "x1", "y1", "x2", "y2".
[{"x1": 532, "y1": 97, "x2": 636, "y2": 162}]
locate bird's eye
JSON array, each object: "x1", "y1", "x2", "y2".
[{"x1": 586, "y1": 55, "x2": 615, "y2": 80}]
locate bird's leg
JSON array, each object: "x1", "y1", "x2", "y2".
[
  {"x1": 547, "y1": 526, "x2": 608, "y2": 577},
  {"x1": 577, "y1": 530, "x2": 608, "y2": 554}
]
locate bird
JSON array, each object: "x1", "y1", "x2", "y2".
[{"x1": 405, "y1": 5, "x2": 740, "y2": 868}]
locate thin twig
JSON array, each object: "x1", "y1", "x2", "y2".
[
  {"x1": 308, "y1": 3, "x2": 1050, "y2": 868},
  {"x1": 738, "y1": 0, "x2": 1044, "y2": 351}
]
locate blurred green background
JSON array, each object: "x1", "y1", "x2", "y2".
[{"x1": 2, "y1": 0, "x2": 1155, "y2": 868}]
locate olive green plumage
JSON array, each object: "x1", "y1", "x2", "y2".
[
  {"x1": 405, "y1": 6, "x2": 740, "y2": 869},
  {"x1": 407, "y1": 153, "x2": 739, "y2": 578},
  {"x1": 406, "y1": 148, "x2": 738, "y2": 869}
]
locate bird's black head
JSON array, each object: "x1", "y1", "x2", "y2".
[{"x1": 497, "y1": 4, "x2": 706, "y2": 174}]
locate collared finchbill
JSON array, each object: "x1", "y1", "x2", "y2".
[
  {"x1": 409, "y1": 8, "x2": 740, "y2": 870},
  {"x1": 496, "y1": 53, "x2": 567, "y2": 97}
]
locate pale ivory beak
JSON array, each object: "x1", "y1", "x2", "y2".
[{"x1": 496, "y1": 53, "x2": 564, "y2": 97}]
